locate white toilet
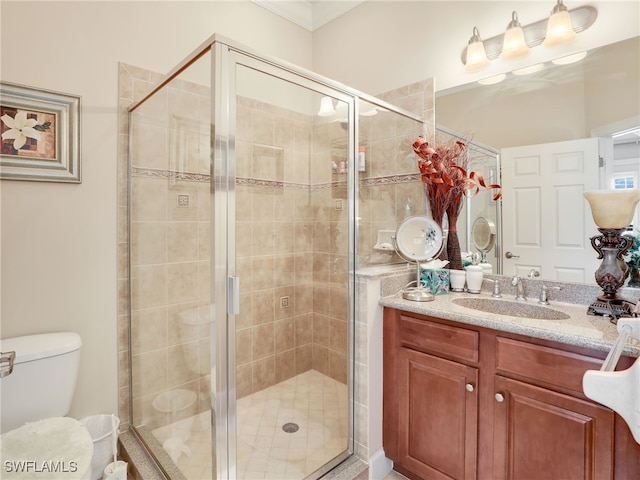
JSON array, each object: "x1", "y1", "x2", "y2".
[{"x1": 0, "y1": 332, "x2": 94, "y2": 479}]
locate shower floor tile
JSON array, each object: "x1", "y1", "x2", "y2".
[{"x1": 152, "y1": 370, "x2": 348, "y2": 480}]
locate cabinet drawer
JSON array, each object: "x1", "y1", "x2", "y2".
[
  {"x1": 495, "y1": 337, "x2": 603, "y2": 394},
  {"x1": 399, "y1": 314, "x2": 479, "y2": 363}
]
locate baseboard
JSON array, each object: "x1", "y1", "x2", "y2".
[{"x1": 368, "y1": 449, "x2": 393, "y2": 480}]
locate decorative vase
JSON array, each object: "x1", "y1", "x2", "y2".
[
  {"x1": 583, "y1": 189, "x2": 640, "y2": 321},
  {"x1": 445, "y1": 200, "x2": 463, "y2": 270},
  {"x1": 590, "y1": 229, "x2": 632, "y2": 297}
]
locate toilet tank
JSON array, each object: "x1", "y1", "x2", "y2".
[{"x1": 0, "y1": 332, "x2": 82, "y2": 433}]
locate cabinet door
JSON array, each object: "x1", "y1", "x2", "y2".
[
  {"x1": 493, "y1": 375, "x2": 614, "y2": 480},
  {"x1": 397, "y1": 347, "x2": 479, "y2": 480}
]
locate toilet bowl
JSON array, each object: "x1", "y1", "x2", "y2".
[{"x1": 0, "y1": 332, "x2": 93, "y2": 479}]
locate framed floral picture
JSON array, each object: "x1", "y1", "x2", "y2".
[{"x1": 0, "y1": 82, "x2": 80, "y2": 183}]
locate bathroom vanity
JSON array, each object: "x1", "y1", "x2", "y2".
[{"x1": 381, "y1": 293, "x2": 640, "y2": 480}]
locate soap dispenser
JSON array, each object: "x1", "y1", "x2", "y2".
[{"x1": 465, "y1": 253, "x2": 483, "y2": 294}]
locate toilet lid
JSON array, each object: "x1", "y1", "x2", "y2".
[{"x1": 0, "y1": 417, "x2": 93, "y2": 479}]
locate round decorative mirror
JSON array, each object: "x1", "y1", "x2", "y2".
[
  {"x1": 394, "y1": 215, "x2": 444, "y2": 302},
  {"x1": 472, "y1": 216, "x2": 496, "y2": 262}
]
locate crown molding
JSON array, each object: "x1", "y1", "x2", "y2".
[{"x1": 252, "y1": 0, "x2": 363, "y2": 31}]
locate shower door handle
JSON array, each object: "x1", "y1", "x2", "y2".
[{"x1": 228, "y1": 276, "x2": 240, "y2": 315}]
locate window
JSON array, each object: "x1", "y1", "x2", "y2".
[
  {"x1": 612, "y1": 172, "x2": 639, "y2": 230},
  {"x1": 613, "y1": 175, "x2": 636, "y2": 190}
]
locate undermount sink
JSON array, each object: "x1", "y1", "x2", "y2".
[{"x1": 452, "y1": 297, "x2": 571, "y2": 320}]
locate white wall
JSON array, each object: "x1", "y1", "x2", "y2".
[{"x1": 0, "y1": 1, "x2": 311, "y2": 420}]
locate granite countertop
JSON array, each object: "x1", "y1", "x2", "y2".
[{"x1": 380, "y1": 291, "x2": 640, "y2": 358}]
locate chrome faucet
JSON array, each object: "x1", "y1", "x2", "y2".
[{"x1": 511, "y1": 275, "x2": 526, "y2": 301}]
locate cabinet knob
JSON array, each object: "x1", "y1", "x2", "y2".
[
  {"x1": 495, "y1": 393, "x2": 505, "y2": 403},
  {"x1": 465, "y1": 383, "x2": 475, "y2": 392}
]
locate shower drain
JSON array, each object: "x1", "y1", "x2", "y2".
[{"x1": 282, "y1": 422, "x2": 299, "y2": 433}]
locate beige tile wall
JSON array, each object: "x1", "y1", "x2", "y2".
[
  {"x1": 352, "y1": 79, "x2": 435, "y2": 461},
  {"x1": 118, "y1": 63, "x2": 168, "y2": 431},
  {"x1": 358, "y1": 80, "x2": 435, "y2": 269},
  {"x1": 127, "y1": 70, "x2": 213, "y2": 430},
  {"x1": 234, "y1": 96, "x2": 318, "y2": 397},
  {"x1": 235, "y1": 98, "x2": 350, "y2": 396}
]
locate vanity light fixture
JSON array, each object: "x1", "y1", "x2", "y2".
[
  {"x1": 317, "y1": 96, "x2": 336, "y2": 117},
  {"x1": 543, "y1": 0, "x2": 577, "y2": 47},
  {"x1": 499, "y1": 11, "x2": 530, "y2": 60},
  {"x1": 464, "y1": 27, "x2": 490, "y2": 73},
  {"x1": 461, "y1": 3, "x2": 597, "y2": 72}
]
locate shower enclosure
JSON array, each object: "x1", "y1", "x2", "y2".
[{"x1": 127, "y1": 35, "x2": 426, "y2": 479}]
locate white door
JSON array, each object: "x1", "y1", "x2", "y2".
[{"x1": 502, "y1": 138, "x2": 600, "y2": 283}]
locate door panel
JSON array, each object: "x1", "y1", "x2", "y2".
[
  {"x1": 493, "y1": 375, "x2": 614, "y2": 480},
  {"x1": 502, "y1": 138, "x2": 600, "y2": 282},
  {"x1": 397, "y1": 347, "x2": 478, "y2": 480}
]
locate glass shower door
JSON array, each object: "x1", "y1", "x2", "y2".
[{"x1": 213, "y1": 49, "x2": 355, "y2": 479}]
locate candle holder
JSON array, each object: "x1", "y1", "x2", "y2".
[{"x1": 584, "y1": 190, "x2": 640, "y2": 323}]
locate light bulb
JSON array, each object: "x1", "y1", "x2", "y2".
[
  {"x1": 544, "y1": 0, "x2": 577, "y2": 47},
  {"x1": 317, "y1": 96, "x2": 336, "y2": 117},
  {"x1": 464, "y1": 27, "x2": 490, "y2": 73},
  {"x1": 499, "y1": 11, "x2": 530, "y2": 60}
]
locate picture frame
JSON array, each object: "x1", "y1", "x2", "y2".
[{"x1": 1, "y1": 82, "x2": 81, "y2": 183}]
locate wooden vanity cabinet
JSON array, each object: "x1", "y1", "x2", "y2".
[
  {"x1": 492, "y1": 375, "x2": 614, "y2": 479},
  {"x1": 383, "y1": 307, "x2": 640, "y2": 480},
  {"x1": 384, "y1": 310, "x2": 480, "y2": 480}
]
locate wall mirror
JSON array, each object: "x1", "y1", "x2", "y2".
[{"x1": 436, "y1": 35, "x2": 640, "y2": 286}]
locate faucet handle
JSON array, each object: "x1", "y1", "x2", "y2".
[
  {"x1": 492, "y1": 281, "x2": 502, "y2": 298},
  {"x1": 539, "y1": 284, "x2": 562, "y2": 305},
  {"x1": 483, "y1": 279, "x2": 502, "y2": 298}
]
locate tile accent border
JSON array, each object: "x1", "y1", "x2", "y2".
[{"x1": 132, "y1": 166, "x2": 422, "y2": 190}]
